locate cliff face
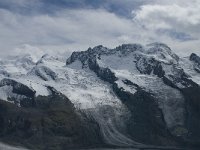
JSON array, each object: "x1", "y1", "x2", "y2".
[
  {"x1": 0, "y1": 88, "x2": 104, "y2": 150},
  {"x1": 0, "y1": 43, "x2": 200, "y2": 149}
]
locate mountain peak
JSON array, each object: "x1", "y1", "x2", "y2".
[
  {"x1": 190, "y1": 53, "x2": 200, "y2": 64},
  {"x1": 145, "y1": 42, "x2": 179, "y2": 63},
  {"x1": 66, "y1": 43, "x2": 180, "y2": 66}
]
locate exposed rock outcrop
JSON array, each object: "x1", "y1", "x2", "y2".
[{"x1": 0, "y1": 89, "x2": 104, "y2": 150}]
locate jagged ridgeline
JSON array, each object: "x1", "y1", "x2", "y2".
[{"x1": 0, "y1": 43, "x2": 200, "y2": 149}]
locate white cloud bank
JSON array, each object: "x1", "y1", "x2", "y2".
[
  {"x1": 0, "y1": 0, "x2": 199, "y2": 58},
  {"x1": 133, "y1": 1, "x2": 200, "y2": 34},
  {"x1": 0, "y1": 8, "x2": 147, "y2": 57},
  {"x1": 132, "y1": 0, "x2": 200, "y2": 55}
]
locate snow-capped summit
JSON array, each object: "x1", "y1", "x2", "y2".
[{"x1": 145, "y1": 42, "x2": 179, "y2": 64}]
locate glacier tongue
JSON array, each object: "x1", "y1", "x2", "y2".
[{"x1": 82, "y1": 106, "x2": 139, "y2": 147}]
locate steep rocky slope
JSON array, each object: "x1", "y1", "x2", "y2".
[
  {"x1": 0, "y1": 43, "x2": 200, "y2": 149},
  {"x1": 0, "y1": 88, "x2": 104, "y2": 150}
]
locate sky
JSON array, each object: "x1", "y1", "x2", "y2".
[{"x1": 0, "y1": 0, "x2": 199, "y2": 58}]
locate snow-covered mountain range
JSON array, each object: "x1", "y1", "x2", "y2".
[{"x1": 0, "y1": 43, "x2": 200, "y2": 149}]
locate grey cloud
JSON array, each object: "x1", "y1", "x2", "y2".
[
  {"x1": 156, "y1": 29, "x2": 196, "y2": 42},
  {"x1": 132, "y1": 0, "x2": 200, "y2": 55},
  {"x1": 0, "y1": 0, "x2": 153, "y2": 17},
  {"x1": 0, "y1": 0, "x2": 199, "y2": 58},
  {"x1": 0, "y1": 8, "x2": 142, "y2": 56}
]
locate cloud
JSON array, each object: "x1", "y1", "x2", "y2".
[
  {"x1": 0, "y1": 0, "x2": 148, "y2": 17},
  {"x1": 0, "y1": 0, "x2": 199, "y2": 58},
  {"x1": 131, "y1": 0, "x2": 200, "y2": 55},
  {"x1": 133, "y1": 2, "x2": 200, "y2": 31},
  {"x1": 132, "y1": 0, "x2": 200, "y2": 40},
  {"x1": 0, "y1": 8, "x2": 146, "y2": 57}
]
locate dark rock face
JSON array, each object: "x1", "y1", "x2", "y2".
[
  {"x1": 181, "y1": 85, "x2": 200, "y2": 146},
  {"x1": 136, "y1": 57, "x2": 163, "y2": 75},
  {"x1": 190, "y1": 53, "x2": 200, "y2": 73},
  {"x1": 0, "y1": 79, "x2": 35, "y2": 98},
  {"x1": 159, "y1": 66, "x2": 200, "y2": 146},
  {"x1": 88, "y1": 58, "x2": 117, "y2": 84},
  {"x1": 115, "y1": 44, "x2": 143, "y2": 56},
  {"x1": 67, "y1": 45, "x2": 118, "y2": 83},
  {"x1": 0, "y1": 91, "x2": 104, "y2": 150},
  {"x1": 0, "y1": 79, "x2": 36, "y2": 107},
  {"x1": 29, "y1": 66, "x2": 57, "y2": 81},
  {"x1": 190, "y1": 53, "x2": 200, "y2": 65},
  {"x1": 113, "y1": 83, "x2": 178, "y2": 146}
]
